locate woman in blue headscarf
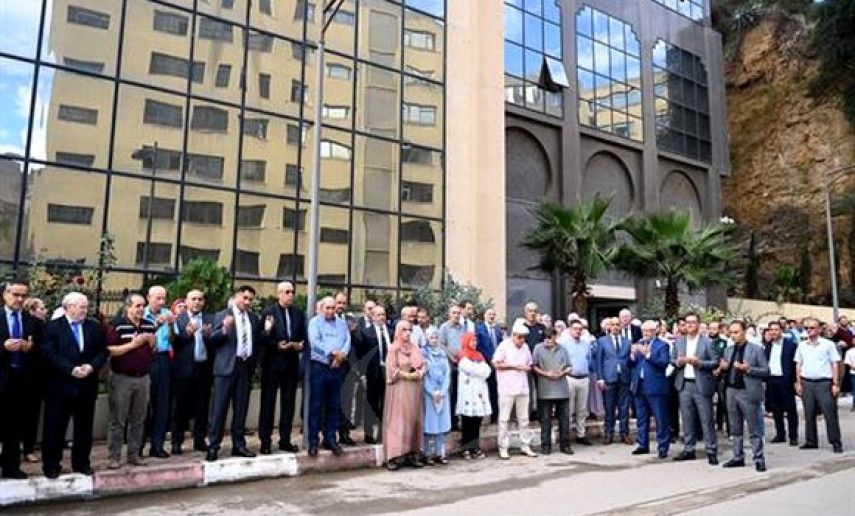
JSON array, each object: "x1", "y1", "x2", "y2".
[{"x1": 422, "y1": 327, "x2": 451, "y2": 465}]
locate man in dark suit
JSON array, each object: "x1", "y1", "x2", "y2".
[
  {"x1": 628, "y1": 320, "x2": 671, "y2": 459},
  {"x1": 206, "y1": 285, "x2": 262, "y2": 462},
  {"x1": 764, "y1": 321, "x2": 799, "y2": 445},
  {"x1": 334, "y1": 291, "x2": 358, "y2": 446},
  {"x1": 40, "y1": 292, "x2": 107, "y2": 479},
  {"x1": 0, "y1": 280, "x2": 43, "y2": 479},
  {"x1": 596, "y1": 317, "x2": 632, "y2": 445},
  {"x1": 258, "y1": 281, "x2": 306, "y2": 454},
  {"x1": 718, "y1": 321, "x2": 770, "y2": 472},
  {"x1": 618, "y1": 308, "x2": 642, "y2": 344},
  {"x1": 672, "y1": 312, "x2": 719, "y2": 465},
  {"x1": 476, "y1": 308, "x2": 502, "y2": 424},
  {"x1": 170, "y1": 289, "x2": 214, "y2": 455},
  {"x1": 356, "y1": 304, "x2": 392, "y2": 444}
]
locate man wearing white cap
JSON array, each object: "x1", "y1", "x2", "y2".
[{"x1": 493, "y1": 319, "x2": 537, "y2": 460}]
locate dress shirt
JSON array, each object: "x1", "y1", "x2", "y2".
[
  {"x1": 726, "y1": 344, "x2": 747, "y2": 389},
  {"x1": 190, "y1": 312, "x2": 207, "y2": 362},
  {"x1": 795, "y1": 338, "x2": 840, "y2": 380},
  {"x1": 232, "y1": 306, "x2": 253, "y2": 359},
  {"x1": 611, "y1": 334, "x2": 622, "y2": 374},
  {"x1": 308, "y1": 315, "x2": 351, "y2": 365},
  {"x1": 374, "y1": 324, "x2": 390, "y2": 366},
  {"x1": 769, "y1": 340, "x2": 783, "y2": 377},
  {"x1": 438, "y1": 321, "x2": 466, "y2": 361},
  {"x1": 684, "y1": 335, "x2": 699, "y2": 379},
  {"x1": 494, "y1": 339, "x2": 532, "y2": 396},
  {"x1": 560, "y1": 337, "x2": 592, "y2": 376},
  {"x1": 66, "y1": 316, "x2": 85, "y2": 353},
  {"x1": 144, "y1": 307, "x2": 175, "y2": 353},
  {"x1": 622, "y1": 326, "x2": 632, "y2": 343},
  {"x1": 4, "y1": 307, "x2": 24, "y2": 368}
]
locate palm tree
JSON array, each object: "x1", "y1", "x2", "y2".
[
  {"x1": 616, "y1": 210, "x2": 740, "y2": 319},
  {"x1": 522, "y1": 196, "x2": 623, "y2": 316}
]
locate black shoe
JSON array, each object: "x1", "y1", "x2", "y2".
[
  {"x1": 755, "y1": 459, "x2": 767, "y2": 472},
  {"x1": 364, "y1": 436, "x2": 378, "y2": 445},
  {"x1": 832, "y1": 444, "x2": 843, "y2": 454},
  {"x1": 560, "y1": 445, "x2": 574, "y2": 455},
  {"x1": 194, "y1": 440, "x2": 209, "y2": 452},
  {"x1": 576, "y1": 437, "x2": 593, "y2": 446},
  {"x1": 632, "y1": 447, "x2": 650, "y2": 455},
  {"x1": 73, "y1": 466, "x2": 94, "y2": 476},
  {"x1": 150, "y1": 448, "x2": 170, "y2": 459},
  {"x1": 259, "y1": 444, "x2": 273, "y2": 455},
  {"x1": 43, "y1": 468, "x2": 60, "y2": 479},
  {"x1": 171, "y1": 443, "x2": 183, "y2": 455},
  {"x1": 770, "y1": 436, "x2": 786, "y2": 443},
  {"x1": 789, "y1": 440, "x2": 798, "y2": 447},
  {"x1": 308, "y1": 446, "x2": 318, "y2": 457},
  {"x1": 231, "y1": 447, "x2": 256, "y2": 458},
  {"x1": 799, "y1": 444, "x2": 818, "y2": 450},
  {"x1": 279, "y1": 443, "x2": 299, "y2": 453},
  {"x1": 722, "y1": 458, "x2": 745, "y2": 468},
  {"x1": 708, "y1": 454, "x2": 718, "y2": 466},
  {"x1": 673, "y1": 451, "x2": 697, "y2": 461},
  {"x1": 386, "y1": 459, "x2": 399, "y2": 471},
  {"x1": 541, "y1": 446, "x2": 552, "y2": 455},
  {"x1": 408, "y1": 455, "x2": 424, "y2": 468},
  {"x1": 2, "y1": 469, "x2": 28, "y2": 480},
  {"x1": 339, "y1": 435, "x2": 357, "y2": 446},
  {"x1": 205, "y1": 449, "x2": 218, "y2": 462},
  {"x1": 658, "y1": 451, "x2": 669, "y2": 459},
  {"x1": 330, "y1": 444, "x2": 344, "y2": 456}
]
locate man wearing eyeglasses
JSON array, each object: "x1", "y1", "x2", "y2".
[{"x1": 794, "y1": 317, "x2": 843, "y2": 453}]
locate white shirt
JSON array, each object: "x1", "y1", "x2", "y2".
[
  {"x1": 794, "y1": 338, "x2": 839, "y2": 380},
  {"x1": 684, "y1": 335, "x2": 698, "y2": 379},
  {"x1": 232, "y1": 306, "x2": 253, "y2": 359},
  {"x1": 769, "y1": 340, "x2": 784, "y2": 376},
  {"x1": 374, "y1": 324, "x2": 390, "y2": 366}
]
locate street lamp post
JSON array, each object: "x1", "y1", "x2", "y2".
[
  {"x1": 823, "y1": 164, "x2": 854, "y2": 323},
  {"x1": 304, "y1": 0, "x2": 346, "y2": 448}
]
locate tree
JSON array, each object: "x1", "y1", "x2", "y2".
[
  {"x1": 616, "y1": 210, "x2": 741, "y2": 319},
  {"x1": 166, "y1": 259, "x2": 232, "y2": 312},
  {"x1": 522, "y1": 197, "x2": 623, "y2": 316},
  {"x1": 809, "y1": 0, "x2": 855, "y2": 126},
  {"x1": 745, "y1": 231, "x2": 759, "y2": 298},
  {"x1": 410, "y1": 272, "x2": 493, "y2": 324}
]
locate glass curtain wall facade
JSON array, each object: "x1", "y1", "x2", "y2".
[
  {"x1": 652, "y1": 0, "x2": 705, "y2": 22},
  {"x1": 0, "y1": 0, "x2": 446, "y2": 306}
]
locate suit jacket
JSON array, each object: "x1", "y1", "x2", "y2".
[
  {"x1": 260, "y1": 303, "x2": 307, "y2": 374},
  {"x1": 0, "y1": 309, "x2": 43, "y2": 393},
  {"x1": 672, "y1": 334, "x2": 718, "y2": 397},
  {"x1": 41, "y1": 317, "x2": 106, "y2": 399},
  {"x1": 475, "y1": 322, "x2": 502, "y2": 362},
  {"x1": 596, "y1": 334, "x2": 631, "y2": 384},
  {"x1": 619, "y1": 324, "x2": 642, "y2": 344},
  {"x1": 210, "y1": 308, "x2": 262, "y2": 377},
  {"x1": 763, "y1": 337, "x2": 798, "y2": 387},
  {"x1": 356, "y1": 322, "x2": 392, "y2": 380},
  {"x1": 628, "y1": 338, "x2": 671, "y2": 396},
  {"x1": 723, "y1": 342, "x2": 770, "y2": 403},
  {"x1": 173, "y1": 311, "x2": 215, "y2": 379}
]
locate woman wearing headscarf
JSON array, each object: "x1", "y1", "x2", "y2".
[
  {"x1": 383, "y1": 320, "x2": 426, "y2": 470},
  {"x1": 422, "y1": 328, "x2": 451, "y2": 465},
  {"x1": 455, "y1": 332, "x2": 492, "y2": 459}
]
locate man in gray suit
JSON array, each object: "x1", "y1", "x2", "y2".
[
  {"x1": 718, "y1": 320, "x2": 770, "y2": 471},
  {"x1": 672, "y1": 312, "x2": 719, "y2": 465}
]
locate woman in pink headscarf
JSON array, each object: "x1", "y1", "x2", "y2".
[{"x1": 383, "y1": 320, "x2": 426, "y2": 470}]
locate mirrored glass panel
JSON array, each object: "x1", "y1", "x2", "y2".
[
  {"x1": 179, "y1": 185, "x2": 236, "y2": 271},
  {"x1": 350, "y1": 210, "x2": 397, "y2": 287},
  {"x1": 358, "y1": 0, "x2": 402, "y2": 69},
  {"x1": 236, "y1": 193, "x2": 297, "y2": 278},
  {"x1": 0, "y1": 59, "x2": 35, "y2": 159},
  {"x1": 41, "y1": 0, "x2": 121, "y2": 77},
  {"x1": 399, "y1": 217, "x2": 441, "y2": 289}
]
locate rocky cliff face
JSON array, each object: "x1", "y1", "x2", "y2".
[{"x1": 721, "y1": 15, "x2": 855, "y2": 303}]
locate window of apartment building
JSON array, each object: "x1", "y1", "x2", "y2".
[
  {"x1": 504, "y1": 0, "x2": 563, "y2": 116},
  {"x1": 139, "y1": 196, "x2": 176, "y2": 220},
  {"x1": 149, "y1": 52, "x2": 205, "y2": 83},
  {"x1": 575, "y1": 5, "x2": 643, "y2": 142},
  {"x1": 400, "y1": 220, "x2": 435, "y2": 242},
  {"x1": 191, "y1": 105, "x2": 229, "y2": 132},
  {"x1": 185, "y1": 153, "x2": 225, "y2": 180},
  {"x1": 259, "y1": 0, "x2": 273, "y2": 15},
  {"x1": 286, "y1": 123, "x2": 306, "y2": 145},
  {"x1": 402, "y1": 103, "x2": 436, "y2": 125},
  {"x1": 653, "y1": 39, "x2": 711, "y2": 162},
  {"x1": 240, "y1": 159, "x2": 267, "y2": 182},
  {"x1": 259, "y1": 73, "x2": 271, "y2": 98},
  {"x1": 402, "y1": 145, "x2": 435, "y2": 165},
  {"x1": 62, "y1": 58, "x2": 105, "y2": 74},
  {"x1": 294, "y1": 0, "x2": 315, "y2": 21},
  {"x1": 401, "y1": 181, "x2": 433, "y2": 203},
  {"x1": 237, "y1": 205, "x2": 266, "y2": 227},
  {"x1": 319, "y1": 188, "x2": 350, "y2": 203},
  {"x1": 291, "y1": 41, "x2": 314, "y2": 61},
  {"x1": 47, "y1": 204, "x2": 94, "y2": 225},
  {"x1": 282, "y1": 207, "x2": 306, "y2": 230},
  {"x1": 199, "y1": 17, "x2": 234, "y2": 42},
  {"x1": 335, "y1": 9, "x2": 355, "y2": 25},
  {"x1": 248, "y1": 33, "x2": 274, "y2": 52},
  {"x1": 180, "y1": 245, "x2": 221, "y2": 265},
  {"x1": 400, "y1": 263, "x2": 435, "y2": 286},
  {"x1": 235, "y1": 250, "x2": 261, "y2": 275},
  {"x1": 326, "y1": 63, "x2": 352, "y2": 80},
  {"x1": 136, "y1": 242, "x2": 172, "y2": 266},
  {"x1": 137, "y1": 146, "x2": 182, "y2": 171},
  {"x1": 67, "y1": 5, "x2": 110, "y2": 30},
  {"x1": 243, "y1": 118, "x2": 269, "y2": 139},
  {"x1": 285, "y1": 164, "x2": 302, "y2": 187},
  {"x1": 653, "y1": 0, "x2": 705, "y2": 22},
  {"x1": 55, "y1": 152, "x2": 95, "y2": 168},
  {"x1": 143, "y1": 99, "x2": 184, "y2": 128},
  {"x1": 320, "y1": 228, "x2": 349, "y2": 244},
  {"x1": 278, "y1": 253, "x2": 305, "y2": 277},
  {"x1": 153, "y1": 9, "x2": 189, "y2": 36},
  {"x1": 290, "y1": 80, "x2": 306, "y2": 103},
  {"x1": 58, "y1": 104, "x2": 98, "y2": 125},
  {"x1": 182, "y1": 201, "x2": 223, "y2": 225},
  {"x1": 322, "y1": 105, "x2": 350, "y2": 120},
  {"x1": 320, "y1": 140, "x2": 351, "y2": 160},
  {"x1": 215, "y1": 64, "x2": 232, "y2": 87},
  {"x1": 404, "y1": 29, "x2": 435, "y2": 51}
]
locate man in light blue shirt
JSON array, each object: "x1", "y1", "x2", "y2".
[
  {"x1": 142, "y1": 286, "x2": 177, "y2": 458},
  {"x1": 560, "y1": 319, "x2": 593, "y2": 445},
  {"x1": 307, "y1": 296, "x2": 351, "y2": 457}
]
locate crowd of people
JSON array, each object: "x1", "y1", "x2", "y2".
[{"x1": 0, "y1": 278, "x2": 852, "y2": 481}]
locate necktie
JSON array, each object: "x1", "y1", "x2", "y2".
[
  {"x1": 284, "y1": 307, "x2": 292, "y2": 341},
  {"x1": 240, "y1": 312, "x2": 250, "y2": 358},
  {"x1": 613, "y1": 335, "x2": 619, "y2": 353},
  {"x1": 192, "y1": 314, "x2": 207, "y2": 362},
  {"x1": 10, "y1": 311, "x2": 22, "y2": 367},
  {"x1": 489, "y1": 325, "x2": 497, "y2": 348},
  {"x1": 639, "y1": 340, "x2": 647, "y2": 379},
  {"x1": 377, "y1": 326, "x2": 387, "y2": 366},
  {"x1": 72, "y1": 321, "x2": 83, "y2": 352}
]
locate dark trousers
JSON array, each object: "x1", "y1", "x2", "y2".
[
  {"x1": 460, "y1": 415, "x2": 481, "y2": 452},
  {"x1": 146, "y1": 353, "x2": 172, "y2": 451},
  {"x1": 766, "y1": 376, "x2": 798, "y2": 441},
  {"x1": 538, "y1": 398, "x2": 570, "y2": 448},
  {"x1": 715, "y1": 380, "x2": 730, "y2": 433},
  {"x1": 802, "y1": 379, "x2": 841, "y2": 447},
  {"x1": 364, "y1": 371, "x2": 385, "y2": 441},
  {"x1": 449, "y1": 367, "x2": 459, "y2": 429},
  {"x1": 0, "y1": 370, "x2": 27, "y2": 473},
  {"x1": 41, "y1": 389, "x2": 96, "y2": 473},
  {"x1": 171, "y1": 363, "x2": 213, "y2": 446},
  {"x1": 635, "y1": 388, "x2": 670, "y2": 454},
  {"x1": 487, "y1": 367, "x2": 499, "y2": 424},
  {"x1": 308, "y1": 361, "x2": 343, "y2": 448},
  {"x1": 208, "y1": 359, "x2": 254, "y2": 451},
  {"x1": 603, "y1": 382, "x2": 631, "y2": 438},
  {"x1": 21, "y1": 373, "x2": 43, "y2": 455},
  {"x1": 667, "y1": 377, "x2": 680, "y2": 437},
  {"x1": 258, "y1": 365, "x2": 299, "y2": 447}
]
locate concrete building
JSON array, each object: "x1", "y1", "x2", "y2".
[{"x1": 0, "y1": 0, "x2": 726, "y2": 319}]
